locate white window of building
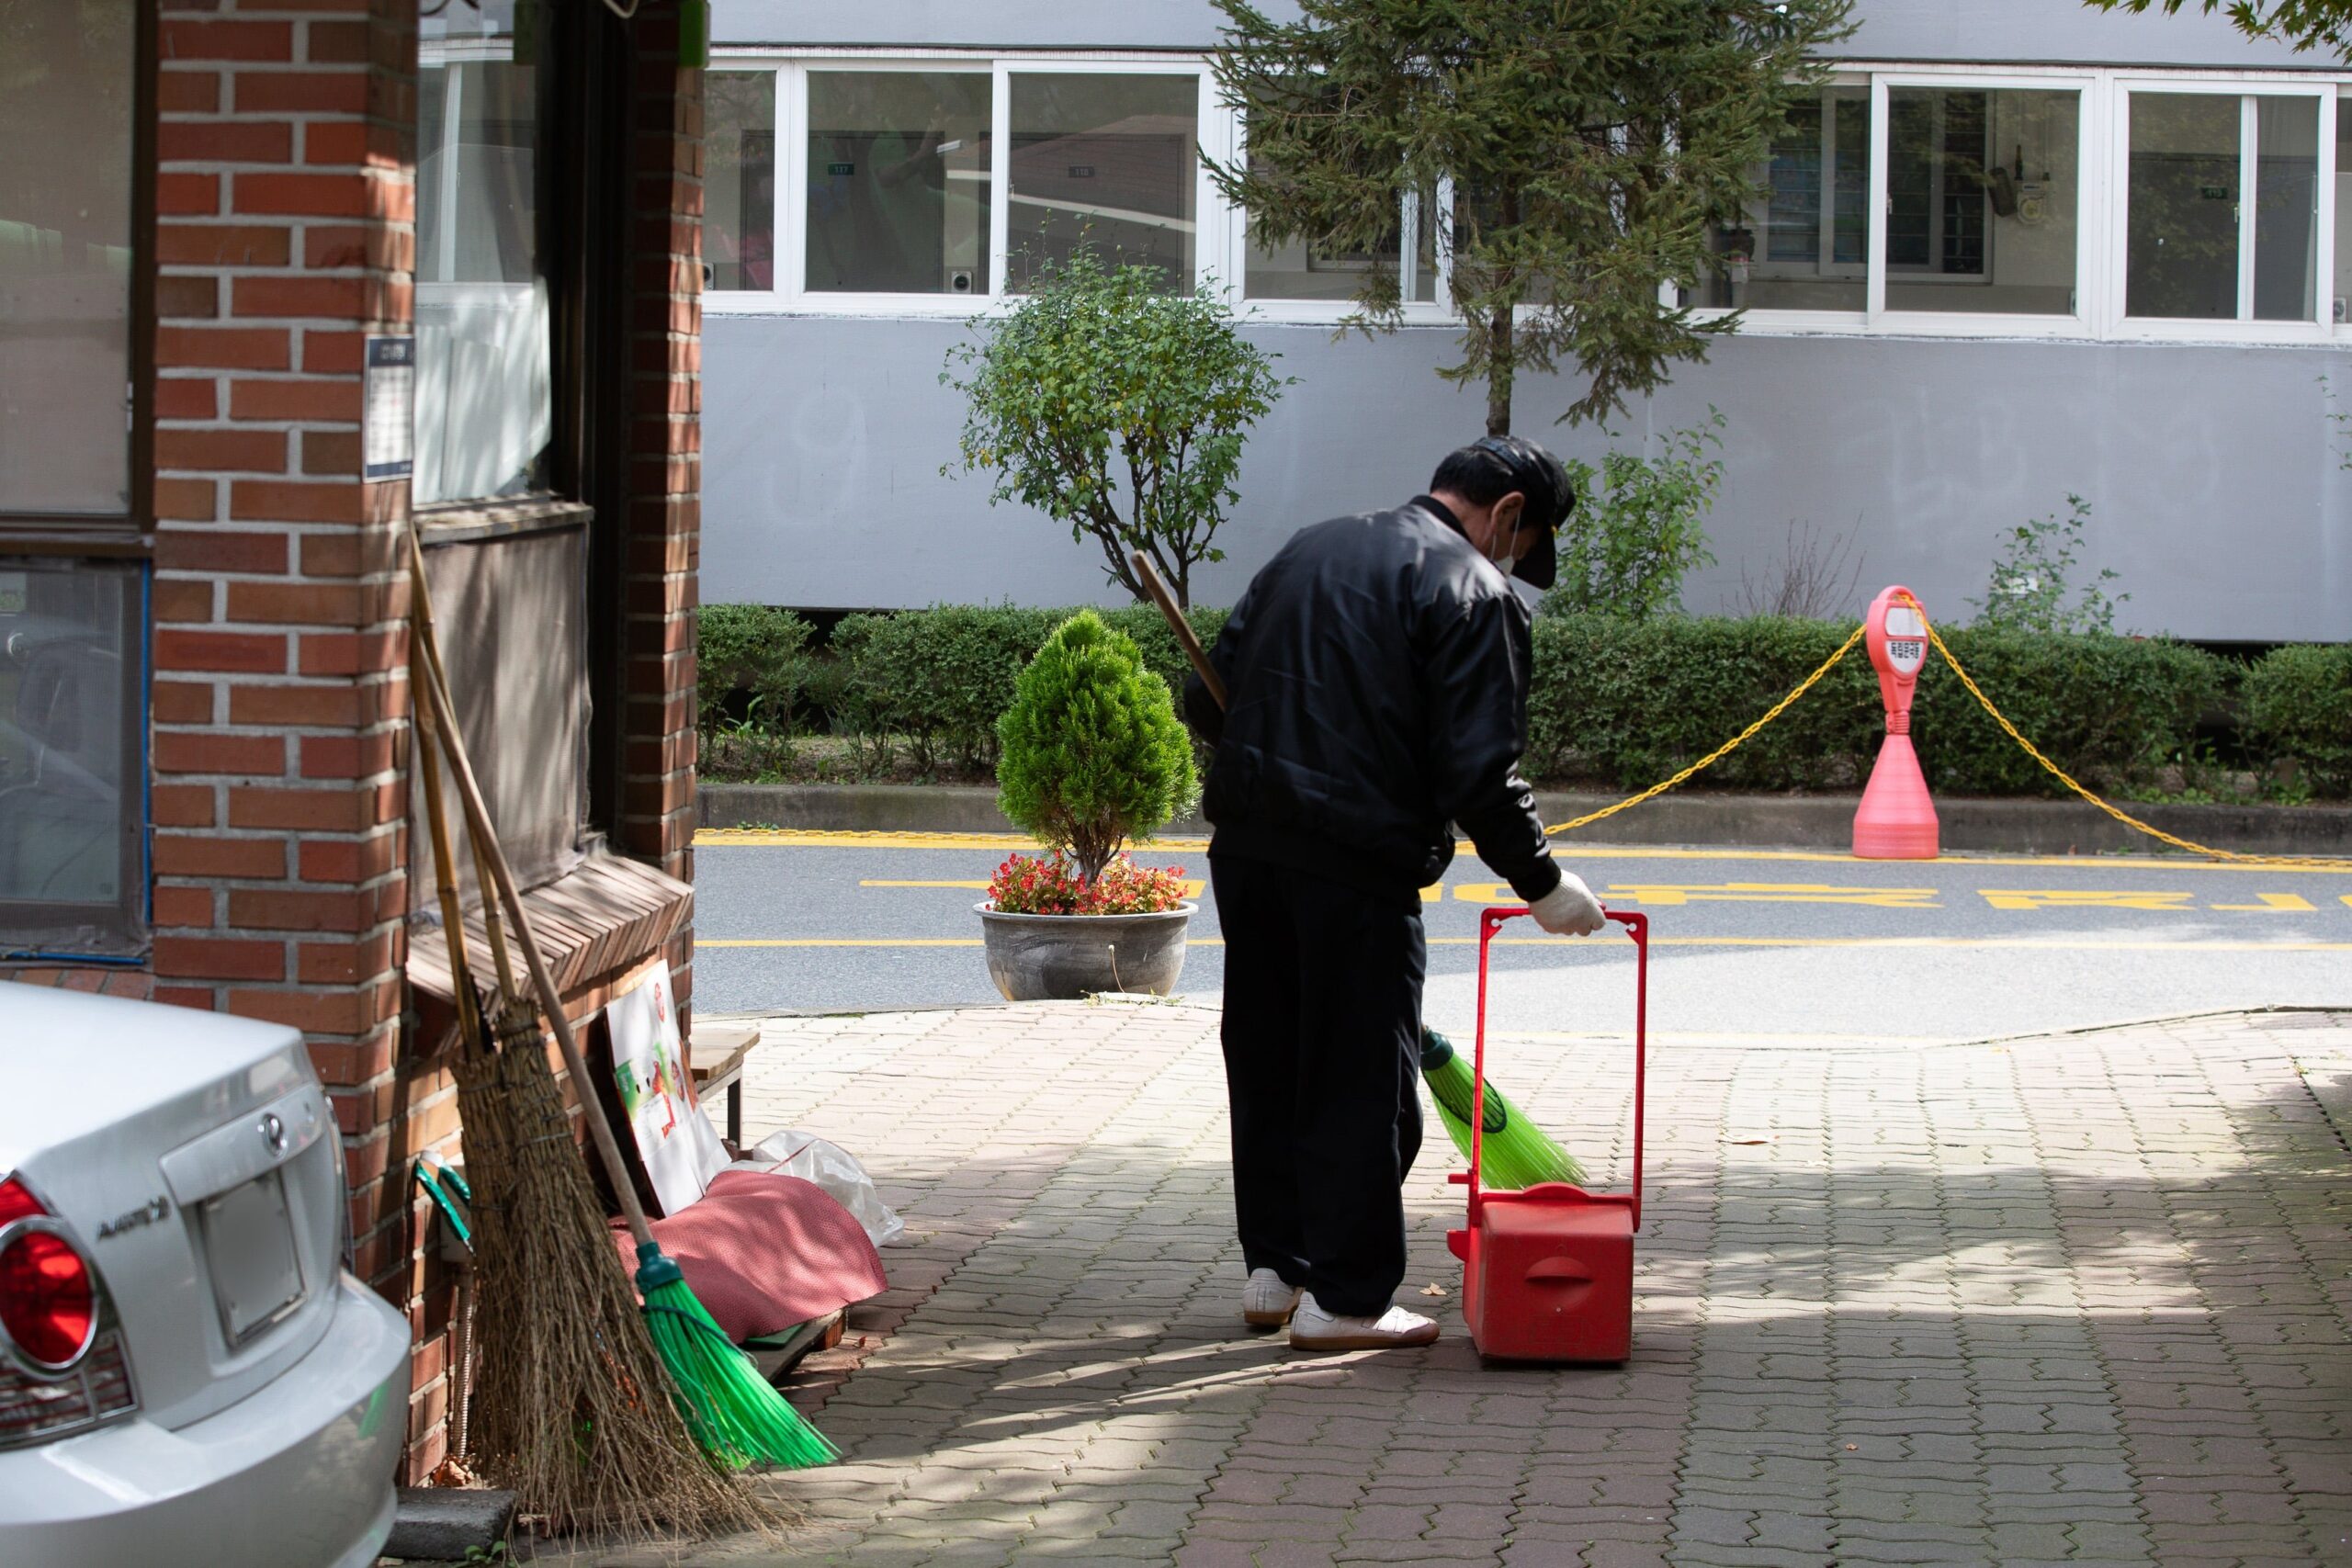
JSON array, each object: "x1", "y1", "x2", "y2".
[
  {"x1": 1683, "y1": 85, "x2": 1872, "y2": 314},
  {"x1": 808, "y1": 70, "x2": 993, "y2": 296},
  {"x1": 2121, "y1": 87, "x2": 2326, "y2": 325},
  {"x1": 706, "y1": 71, "x2": 777, "y2": 292},
  {"x1": 1883, "y1": 85, "x2": 2082, "y2": 318},
  {"x1": 702, "y1": 52, "x2": 2352, "y2": 344},
  {"x1": 2336, "y1": 88, "x2": 2352, "y2": 325}
]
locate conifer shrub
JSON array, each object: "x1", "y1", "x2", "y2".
[{"x1": 995, "y1": 611, "x2": 1199, "y2": 883}]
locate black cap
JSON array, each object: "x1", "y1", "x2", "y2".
[{"x1": 1468, "y1": 435, "x2": 1573, "y2": 590}]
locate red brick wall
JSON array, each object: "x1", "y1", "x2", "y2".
[
  {"x1": 5, "y1": 0, "x2": 706, "y2": 1487},
  {"x1": 621, "y1": 11, "x2": 705, "y2": 1031},
  {"x1": 150, "y1": 0, "x2": 435, "y2": 1471}
]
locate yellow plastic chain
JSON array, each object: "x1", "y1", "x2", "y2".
[
  {"x1": 1894, "y1": 592, "x2": 2336, "y2": 868},
  {"x1": 1547, "y1": 622, "x2": 1869, "y2": 837}
]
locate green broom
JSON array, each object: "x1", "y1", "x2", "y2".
[
  {"x1": 1419, "y1": 1026, "x2": 1585, "y2": 1190},
  {"x1": 408, "y1": 528, "x2": 834, "y2": 1472}
]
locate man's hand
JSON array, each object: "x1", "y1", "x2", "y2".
[{"x1": 1529, "y1": 873, "x2": 1607, "y2": 936}]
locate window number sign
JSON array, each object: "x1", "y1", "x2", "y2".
[{"x1": 362, "y1": 335, "x2": 414, "y2": 482}]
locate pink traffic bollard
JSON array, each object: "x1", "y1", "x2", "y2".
[{"x1": 1853, "y1": 584, "x2": 1939, "y2": 860}]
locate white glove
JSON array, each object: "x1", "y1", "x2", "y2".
[{"x1": 1529, "y1": 872, "x2": 1607, "y2": 936}]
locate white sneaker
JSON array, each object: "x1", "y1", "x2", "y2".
[
  {"x1": 1288, "y1": 1292, "x2": 1441, "y2": 1351},
  {"x1": 1242, "y1": 1268, "x2": 1303, "y2": 1328}
]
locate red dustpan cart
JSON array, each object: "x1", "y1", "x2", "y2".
[{"x1": 1447, "y1": 906, "x2": 1647, "y2": 1362}]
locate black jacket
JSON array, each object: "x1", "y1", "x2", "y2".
[{"x1": 1183, "y1": 495, "x2": 1562, "y2": 906}]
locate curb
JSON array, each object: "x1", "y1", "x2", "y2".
[{"x1": 695, "y1": 782, "x2": 2352, "y2": 859}]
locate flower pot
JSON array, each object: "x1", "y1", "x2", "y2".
[{"x1": 974, "y1": 901, "x2": 1196, "y2": 1002}]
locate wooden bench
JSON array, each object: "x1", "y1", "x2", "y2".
[{"x1": 691, "y1": 1020, "x2": 761, "y2": 1146}]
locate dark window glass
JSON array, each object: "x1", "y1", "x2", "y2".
[
  {"x1": 0, "y1": 0, "x2": 135, "y2": 515},
  {"x1": 806, "y1": 72, "x2": 993, "y2": 296}
]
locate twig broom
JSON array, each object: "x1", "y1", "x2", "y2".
[
  {"x1": 407, "y1": 526, "x2": 831, "y2": 1495},
  {"x1": 1129, "y1": 549, "x2": 1587, "y2": 1192}
]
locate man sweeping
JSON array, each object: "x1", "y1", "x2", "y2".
[{"x1": 1182, "y1": 435, "x2": 1609, "y2": 1352}]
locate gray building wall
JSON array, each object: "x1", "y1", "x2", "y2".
[
  {"x1": 706, "y1": 1, "x2": 2352, "y2": 642},
  {"x1": 705, "y1": 320, "x2": 2351, "y2": 640}
]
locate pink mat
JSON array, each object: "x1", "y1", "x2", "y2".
[{"x1": 615, "y1": 1168, "x2": 886, "y2": 1343}]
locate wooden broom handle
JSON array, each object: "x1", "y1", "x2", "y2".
[
  {"x1": 404, "y1": 525, "x2": 662, "y2": 1251},
  {"x1": 1131, "y1": 550, "x2": 1225, "y2": 710}
]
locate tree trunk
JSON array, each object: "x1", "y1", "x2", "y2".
[{"x1": 1485, "y1": 301, "x2": 1514, "y2": 435}]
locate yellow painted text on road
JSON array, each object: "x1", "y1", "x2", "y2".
[
  {"x1": 1978, "y1": 889, "x2": 2198, "y2": 912},
  {"x1": 2211, "y1": 894, "x2": 2318, "y2": 912}
]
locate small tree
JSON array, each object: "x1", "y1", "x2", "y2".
[
  {"x1": 1210, "y1": 0, "x2": 1852, "y2": 433},
  {"x1": 944, "y1": 250, "x2": 1289, "y2": 609},
  {"x1": 1543, "y1": 411, "x2": 1725, "y2": 620},
  {"x1": 1969, "y1": 496, "x2": 2130, "y2": 636},
  {"x1": 996, "y1": 611, "x2": 1200, "y2": 883}
]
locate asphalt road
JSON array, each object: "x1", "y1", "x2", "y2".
[{"x1": 692, "y1": 829, "x2": 2352, "y2": 1043}]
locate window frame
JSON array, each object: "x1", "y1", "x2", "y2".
[
  {"x1": 0, "y1": 3, "x2": 154, "y2": 955},
  {"x1": 707, "y1": 50, "x2": 2352, "y2": 344},
  {"x1": 1864, "y1": 70, "x2": 2100, "y2": 339},
  {"x1": 2107, "y1": 73, "x2": 2338, "y2": 343},
  {"x1": 711, "y1": 50, "x2": 1232, "y2": 318}
]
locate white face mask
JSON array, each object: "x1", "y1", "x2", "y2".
[{"x1": 1486, "y1": 525, "x2": 1519, "y2": 579}]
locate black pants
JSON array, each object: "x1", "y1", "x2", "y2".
[{"x1": 1209, "y1": 853, "x2": 1426, "y2": 1318}]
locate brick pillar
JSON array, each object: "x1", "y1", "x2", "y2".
[
  {"x1": 621, "y1": 14, "x2": 704, "y2": 1027},
  {"x1": 150, "y1": 0, "x2": 434, "y2": 1468}
]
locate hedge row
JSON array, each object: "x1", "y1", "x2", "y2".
[{"x1": 698, "y1": 604, "x2": 2351, "y2": 798}]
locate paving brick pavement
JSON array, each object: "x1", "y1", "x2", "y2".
[{"x1": 524, "y1": 1001, "x2": 2351, "y2": 1568}]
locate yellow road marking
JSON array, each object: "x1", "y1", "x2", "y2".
[
  {"x1": 694, "y1": 828, "x2": 2352, "y2": 873},
  {"x1": 1599, "y1": 882, "x2": 1939, "y2": 909},
  {"x1": 701, "y1": 935, "x2": 2352, "y2": 952},
  {"x1": 1979, "y1": 889, "x2": 2198, "y2": 912},
  {"x1": 2211, "y1": 893, "x2": 2319, "y2": 912}
]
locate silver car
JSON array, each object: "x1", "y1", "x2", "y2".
[{"x1": 0, "y1": 986, "x2": 410, "y2": 1566}]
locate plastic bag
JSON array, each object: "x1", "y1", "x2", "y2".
[{"x1": 744, "y1": 1129, "x2": 907, "y2": 1247}]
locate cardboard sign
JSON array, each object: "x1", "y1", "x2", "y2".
[{"x1": 605, "y1": 960, "x2": 729, "y2": 1215}]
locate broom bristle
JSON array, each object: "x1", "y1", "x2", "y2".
[
  {"x1": 1420, "y1": 1028, "x2": 1586, "y2": 1189},
  {"x1": 455, "y1": 1006, "x2": 781, "y2": 1539},
  {"x1": 639, "y1": 1251, "x2": 838, "y2": 1471}
]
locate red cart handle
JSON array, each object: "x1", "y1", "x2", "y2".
[{"x1": 1467, "y1": 907, "x2": 1647, "y2": 1228}]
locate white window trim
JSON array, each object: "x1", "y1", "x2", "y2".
[
  {"x1": 712, "y1": 49, "x2": 2352, "y2": 345},
  {"x1": 711, "y1": 51, "x2": 1227, "y2": 321},
  {"x1": 2106, "y1": 75, "x2": 2338, "y2": 342}
]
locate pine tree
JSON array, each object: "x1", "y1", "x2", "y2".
[{"x1": 1209, "y1": 0, "x2": 1851, "y2": 434}]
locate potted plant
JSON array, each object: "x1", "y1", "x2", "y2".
[{"x1": 978, "y1": 610, "x2": 1200, "y2": 1000}]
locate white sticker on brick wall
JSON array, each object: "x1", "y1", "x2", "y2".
[{"x1": 362, "y1": 334, "x2": 414, "y2": 481}]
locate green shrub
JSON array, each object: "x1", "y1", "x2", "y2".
[
  {"x1": 1544, "y1": 411, "x2": 1724, "y2": 621},
  {"x1": 996, "y1": 611, "x2": 1200, "y2": 879},
  {"x1": 1918, "y1": 625, "x2": 2223, "y2": 796},
  {"x1": 830, "y1": 605, "x2": 1057, "y2": 775},
  {"x1": 696, "y1": 604, "x2": 811, "y2": 736},
  {"x1": 1530, "y1": 613, "x2": 2229, "y2": 797},
  {"x1": 828, "y1": 604, "x2": 1225, "y2": 776},
  {"x1": 2242, "y1": 642, "x2": 2352, "y2": 797}
]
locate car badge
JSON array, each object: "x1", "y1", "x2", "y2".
[
  {"x1": 261, "y1": 1111, "x2": 288, "y2": 1156},
  {"x1": 96, "y1": 1195, "x2": 171, "y2": 1239}
]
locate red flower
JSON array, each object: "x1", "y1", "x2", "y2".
[{"x1": 987, "y1": 852, "x2": 1189, "y2": 916}]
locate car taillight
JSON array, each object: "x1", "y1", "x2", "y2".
[
  {"x1": 0, "y1": 1174, "x2": 136, "y2": 1449},
  {"x1": 0, "y1": 1178, "x2": 95, "y2": 1371}
]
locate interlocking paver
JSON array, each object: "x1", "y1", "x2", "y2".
[{"x1": 511, "y1": 1002, "x2": 2351, "y2": 1567}]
